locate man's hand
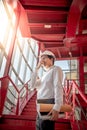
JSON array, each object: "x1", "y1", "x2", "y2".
[
  {"x1": 48, "y1": 109, "x2": 59, "y2": 121},
  {"x1": 36, "y1": 58, "x2": 44, "y2": 70}
]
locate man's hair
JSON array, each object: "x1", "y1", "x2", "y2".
[{"x1": 47, "y1": 55, "x2": 55, "y2": 64}]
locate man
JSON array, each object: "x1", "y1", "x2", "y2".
[{"x1": 30, "y1": 50, "x2": 63, "y2": 130}]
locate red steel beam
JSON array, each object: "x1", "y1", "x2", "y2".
[{"x1": 66, "y1": 0, "x2": 87, "y2": 38}]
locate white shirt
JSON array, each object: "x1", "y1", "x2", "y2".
[{"x1": 30, "y1": 65, "x2": 63, "y2": 112}]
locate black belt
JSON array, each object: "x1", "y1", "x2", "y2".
[{"x1": 37, "y1": 98, "x2": 55, "y2": 104}]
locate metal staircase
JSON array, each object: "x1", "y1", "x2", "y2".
[
  {"x1": 0, "y1": 76, "x2": 87, "y2": 130},
  {"x1": 0, "y1": 93, "x2": 71, "y2": 130}
]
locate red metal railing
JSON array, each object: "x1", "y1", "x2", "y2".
[
  {"x1": 64, "y1": 80, "x2": 87, "y2": 130},
  {"x1": 0, "y1": 76, "x2": 36, "y2": 116},
  {"x1": 0, "y1": 76, "x2": 87, "y2": 129}
]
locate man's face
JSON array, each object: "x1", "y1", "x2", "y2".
[{"x1": 40, "y1": 55, "x2": 52, "y2": 67}]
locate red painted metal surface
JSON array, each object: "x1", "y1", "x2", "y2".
[
  {"x1": 66, "y1": 0, "x2": 87, "y2": 38},
  {"x1": 0, "y1": 93, "x2": 72, "y2": 130},
  {"x1": 0, "y1": 75, "x2": 87, "y2": 129},
  {"x1": 64, "y1": 80, "x2": 87, "y2": 121},
  {"x1": 0, "y1": 1, "x2": 87, "y2": 130},
  {"x1": 70, "y1": 120, "x2": 87, "y2": 130},
  {"x1": 0, "y1": 76, "x2": 36, "y2": 116},
  {"x1": 18, "y1": 1, "x2": 31, "y2": 37},
  {"x1": 19, "y1": 0, "x2": 87, "y2": 60}
]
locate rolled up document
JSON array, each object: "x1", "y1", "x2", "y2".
[{"x1": 38, "y1": 103, "x2": 72, "y2": 112}]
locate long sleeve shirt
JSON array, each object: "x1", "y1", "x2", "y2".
[{"x1": 30, "y1": 65, "x2": 63, "y2": 112}]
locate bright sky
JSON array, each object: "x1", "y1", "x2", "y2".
[
  {"x1": 55, "y1": 60, "x2": 69, "y2": 70},
  {"x1": 55, "y1": 60, "x2": 70, "y2": 83}
]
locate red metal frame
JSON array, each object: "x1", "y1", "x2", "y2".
[
  {"x1": 1, "y1": 75, "x2": 87, "y2": 118},
  {"x1": 0, "y1": 1, "x2": 32, "y2": 116},
  {"x1": 64, "y1": 80, "x2": 87, "y2": 129},
  {"x1": 0, "y1": 76, "x2": 36, "y2": 116},
  {"x1": 0, "y1": 75, "x2": 87, "y2": 130}
]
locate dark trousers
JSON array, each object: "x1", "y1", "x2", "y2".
[
  {"x1": 36, "y1": 98, "x2": 55, "y2": 130},
  {"x1": 36, "y1": 115, "x2": 55, "y2": 130}
]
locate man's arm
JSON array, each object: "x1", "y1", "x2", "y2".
[{"x1": 49, "y1": 67, "x2": 63, "y2": 120}]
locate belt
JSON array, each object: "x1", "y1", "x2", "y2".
[{"x1": 37, "y1": 98, "x2": 55, "y2": 104}]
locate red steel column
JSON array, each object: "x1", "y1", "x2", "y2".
[{"x1": 1, "y1": 1, "x2": 21, "y2": 115}]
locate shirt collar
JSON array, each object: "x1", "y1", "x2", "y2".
[{"x1": 43, "y1": 65, "x2": 54, "y2": 72}]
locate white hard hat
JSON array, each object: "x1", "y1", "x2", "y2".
[{"x1": 40, "y1": 50, "x2": 56, "y2": 60}]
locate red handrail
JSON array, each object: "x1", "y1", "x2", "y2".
[
  {"x1": 0, "y1": 76, "x2": 36, "y2": 116},
  {"x1": 0, "y1": 75, "x2": 87, "y2": 124},
  {"x1": 72, "y1": 80, "x2": 87, "y2": 104},
  {"x1": 64, "y1": 80, "x2": 87, "y2": 121}
]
